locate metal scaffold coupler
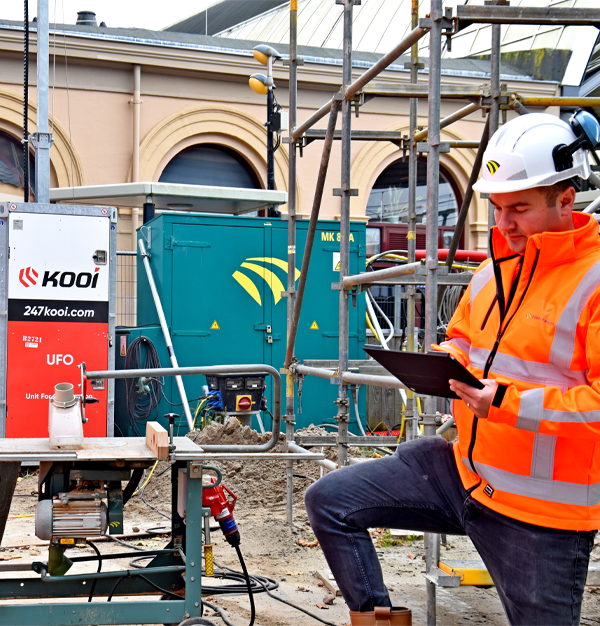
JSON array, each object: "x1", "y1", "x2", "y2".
[{"x1": 419, "y1": 413, "x2": 442, "y2": 427}]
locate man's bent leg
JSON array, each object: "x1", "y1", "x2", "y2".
[
  {"x1": 465, "y1": 498, "x2": 596, "y2": 625},
  {"x1": 305, "y1": 438, "x2": 468, "y2": 612}
]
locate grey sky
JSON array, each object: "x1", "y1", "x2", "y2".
[{"x1": 1, "y1": 0, "x2": 220, "y2": 31}]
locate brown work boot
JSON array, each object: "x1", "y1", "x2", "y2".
[{"x1": 349, "y1": 606, "x2": 412, "y2": 625}]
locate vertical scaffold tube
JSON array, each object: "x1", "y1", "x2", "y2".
[
  {"x1": 405, "y1": 0, "x2": 420, "y2": 441},
  {"x1": 337, "y1": 0, "x2": 354, "y2": 468},
  {"x1": 425, "y1": 1, "x2": 443, "y2": 623},
  {"x1": 488, "y1": 15, "x2": 501, "y2": 237},
  {"x1": 138, "y1": 239, "x2": 193, "y2": 431},
  {"x1": 285, "y1": 0, "x2": 299, "y2": 525}
]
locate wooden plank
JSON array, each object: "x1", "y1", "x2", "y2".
[
  {"x1": 146, "y1": 423, "x2": 170, "y2": 459},
  {"x1": 315, "y1": 570, "x2": 342, "y2": 596},
  {"x1": 382, "y1": 385, "x2": 397, "y2": 430},
  {"x1": 368, "y1": 384, "x2": 384, "y2": 430}
]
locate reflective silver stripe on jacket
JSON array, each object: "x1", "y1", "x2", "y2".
[
  {"x1": 462, "y1": 457, "x2": 600, "y2": 507},
  {"x1": 470, "y1": 261, "x2": 494, "y2": 307},
  {"x1": 516, "y1": 387, "x2": 600, "y2": 431},
  {"x1": 549, "y1": 259, "x2": 600, "y2": 371},
  {"x1": 439, "y1": 337, "x2": 471, "y2": 357},
  {"x1": 469, "y1": 347, "x2": 587, "y2": 390}
]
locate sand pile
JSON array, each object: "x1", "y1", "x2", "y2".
[{"x1": 129, "y1": 418, "x2": 366, "y2": 517}]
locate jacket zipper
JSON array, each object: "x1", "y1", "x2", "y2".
[
  {"x1": 480, "y1": 295, "x2": 498, "y2": 331},
  {"x1": 467, "y1": 240, "x2": 539, "y2": 474}
]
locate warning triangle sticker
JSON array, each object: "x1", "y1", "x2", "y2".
[
  {"x1": 310, "y1": 320, "x2": 319, "y2": 330},
  {"x1": 211, "y1": 320, "x2": 220, "y2": 330},
  {"x1": 335, "y1": 260, "x2": 341, "y2": 271}
]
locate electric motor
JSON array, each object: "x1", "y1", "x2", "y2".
[{"x1": 35, "y1": 497, "x2": 108, "y2": 541}]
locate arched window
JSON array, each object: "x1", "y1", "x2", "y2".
[
  {"x1": 0, "y1": 130, "x2": 34, "y2": 201},
  {"x1": 159, "y1": 144, "x2": 261, "y2": 189},
  {"x1": 366, "y1": 157, "x2": 459, "y2": 228}
]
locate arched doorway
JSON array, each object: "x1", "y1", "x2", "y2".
[
  {"x1": 158, "y1": 143, "x2": 261, "y2": 190},
  {"x1": 365, "y1": 157, "x2": 462, "y2": 339}
]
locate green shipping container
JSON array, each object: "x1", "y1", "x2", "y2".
[{"x1": 123, "y1": 213, "x2": 366, "y2": 434}]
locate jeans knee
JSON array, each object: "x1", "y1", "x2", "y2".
[
  {"x1": 305, "y1": 479, "x2": 323, "y2": 521},
  {"x1": 305, "y1": 474, "x2": 339, "y2": 530}
]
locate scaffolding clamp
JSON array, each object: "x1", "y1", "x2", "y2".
[
  {"x1": 417, "y1": 141, "x2": 451, "y2": 153},
  {"x1": 424, "y1": 566, "x2": 461, "y2": 588},
  {"x1": 419, "y1": 413, "x2": 443, "y2": 427}
]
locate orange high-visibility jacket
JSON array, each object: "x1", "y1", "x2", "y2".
[{"x1": 437, "y1": 212, "x2": 600, "y2": 530}]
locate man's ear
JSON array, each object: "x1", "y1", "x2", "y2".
[{"x1": 558, "y1": 185, "x2": 576, "y2": 216}]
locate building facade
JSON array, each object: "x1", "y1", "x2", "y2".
[{"x1": 0, "y1": 17, "x2": 565, "y2": 253}]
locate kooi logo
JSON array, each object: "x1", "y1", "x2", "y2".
[
  {"x1": 18, "y1": 267, "x2": 100, "y2": 289},
  {"x1": 233, "y1": 257, "x2": 301, "y2": 306},
  {"x1": 19, "y1": 267, "x2": 38, "y2": 287}
]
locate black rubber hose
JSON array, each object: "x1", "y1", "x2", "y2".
[
  {"x1": 234, "y1": 545, "x2": 255, "y2": 626},
  {"x1": 23, "y1": 0, "x2": 29, "y2": 202},
  {"x1": 87, "y1": 541, "x2": 102, "y2": 602},
  {"x1": 122, "y1": 468, "x2": 144, "y2": 505},
  {"x1": 107, "y1": 574, "x2": 182, "y2": 601},
  {"x1": 215, "y1": 560, "x2": 337, "y2": 626}
]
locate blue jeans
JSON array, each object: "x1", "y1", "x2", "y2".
[{"x1": 305, "y1": 437, "x2": 596, "y2": 625}]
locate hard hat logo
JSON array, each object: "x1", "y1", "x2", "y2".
[{"x1": 486, "y1": 160, "x2": 501, "y2": 176}]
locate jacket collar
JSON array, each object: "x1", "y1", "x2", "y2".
[{"x1": 490, "y1": 212, "x2": 599, "y2": 266}]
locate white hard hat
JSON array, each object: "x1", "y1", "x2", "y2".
[{"x1": 473, "y1": 113, "x2": 591, "y2": 194}]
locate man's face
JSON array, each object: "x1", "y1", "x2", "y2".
[{"x1": 489, "y1": 186, "x2": 575, "y2": 255}]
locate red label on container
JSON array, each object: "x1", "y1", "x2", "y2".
[{"x1": 6, "y1": 321, "x2": 108, "y2": 438}]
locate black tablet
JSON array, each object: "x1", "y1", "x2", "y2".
[{"x1": 364, "y1": 346, "x2": 483, "y2": 399}]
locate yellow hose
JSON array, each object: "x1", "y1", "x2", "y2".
[
  {"x1": 365, "y1": 312, "x2": 380, "y2": 343},
  {"x1": 133, "y1": 460, "x2": 158, "y2": 496}
]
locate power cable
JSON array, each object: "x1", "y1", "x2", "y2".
[
  {"x1": 124, "y1": 336, "x2": 162, "y2": 435},
  {"x1": 22, "y1": 0, "x2": 29, "y2": 202},
  {"x1": 234, "y1": 545, "x2": 255, "y2": 626},
  {"x1": 202, "y1": 599, "x2": 237, "y2": 626},
  {"x1": 215, "y1": 560, "x2": 338, "y2": 626},
  {"x1": 106, "y1": 534, "x2": 149, "y2": 552},
  {"x1": 140, "y1": 487, "x2": 170, "y2": 520},
  {"x1": 86, "y1": 540, "x2": 102, "y2": 602},
  {"x1": 107, "y1": 573, "x2": 181, "y2": 602}
]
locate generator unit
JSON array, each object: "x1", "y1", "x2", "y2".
[
  {"x1": 0, "y1": 202, "x2": 117, "y2": 438},
  {"x1": 117, "y1": 213, "x2": 366, "y2": 434}
]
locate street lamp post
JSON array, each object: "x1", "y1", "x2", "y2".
[{"x1": 250, "y1": 44, "x2": 282, "y2": 217}]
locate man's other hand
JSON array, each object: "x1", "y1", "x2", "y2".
[{"x1": 449, "y1": 379, "x2": 498, "y2": 419}]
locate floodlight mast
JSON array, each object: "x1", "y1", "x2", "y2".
[{"x1": 251, "y1": 45, "x2": 282, "y2": 217}]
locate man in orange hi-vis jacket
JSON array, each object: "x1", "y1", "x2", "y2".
[{"x1": 306, "y1": 111, "x2": 600, "y2": 626}]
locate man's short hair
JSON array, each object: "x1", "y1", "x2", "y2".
[{"x1": 541, "y1": 179, "x2": 575, "y2": 207}]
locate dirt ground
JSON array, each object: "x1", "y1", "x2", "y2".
[{"x1": 3, "y1": 419, "x2": 600, "y2": 626}]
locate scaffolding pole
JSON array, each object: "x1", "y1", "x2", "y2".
[
  {"x1": 291, "y1": 26, "x2": 428, "y2": 142},
  {"x1": 336, "y1": 0, "x2": 354, "y2": 469},
  {"x1": 405, "y1": 0, "x2": 421, "y2": 441},
  {"x1": 285, "y1": 101, "x2": 341, "y2": 368},
  {"x1": 425, "y1": 1, "x2": 443, "y2": 623},
  {"x1": 285, "y1": 0, "x2": 299, "y2": 526}
]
